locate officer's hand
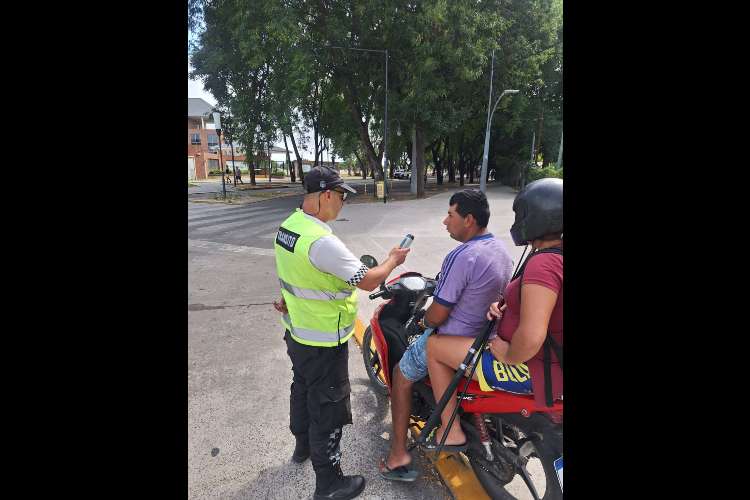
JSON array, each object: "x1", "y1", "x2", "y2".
[
  {"x1": 273, "y1": 297, "x2": 288, "y2": 314},
  {"x1": 388, "y1": 246, "x2": 410, "y2": 266}
]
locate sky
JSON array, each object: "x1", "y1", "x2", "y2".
[{"x1": 187, "y1": 71, "x2": 216, "y2": 107}]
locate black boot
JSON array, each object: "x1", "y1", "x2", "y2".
[
  {"x1": 292, "y1": 434, "x2": 310, "y2": 463},
  {"x1": 314, "y1": 465, "x2": 365, "y2": 500}
]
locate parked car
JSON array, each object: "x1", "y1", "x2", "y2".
[{"x1": 393, "y1": 167, "x2": 411, "y2": 179}]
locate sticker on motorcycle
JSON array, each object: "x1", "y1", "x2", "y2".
[{"x1": 554, "y1": 456, "x2": 563, "y2": 492}]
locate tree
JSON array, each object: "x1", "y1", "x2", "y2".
[{"x1": 189, "y1": 0, "x2": 563, "y2": 194}]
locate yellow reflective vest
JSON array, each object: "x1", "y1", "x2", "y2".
[{"x1": 274, "y1": 209, "x2": 358, "y2": 347}]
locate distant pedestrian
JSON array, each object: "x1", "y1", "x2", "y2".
[
  {"x1": 224, "y1": 166, "x2": 232, "y2": 185},
  {"x1": 235, "y1": 166, "x2": 244, "y2": 184}
]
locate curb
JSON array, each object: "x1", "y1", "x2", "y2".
[
  {"x1": 351, "y1": 316, "x2": 490, "y2": 500},
  {"x1": 188, "y1": 191, "x2": 303, "y2": 205}
]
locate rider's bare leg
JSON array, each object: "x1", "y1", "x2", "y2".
[
  {"x1": 384, "y1": 366, "x2": 414, "y2": 470},
  {"x1": 426, "y1": 335, "x2": 478, "y2": 445}
]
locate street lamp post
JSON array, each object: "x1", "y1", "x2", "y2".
[
  {"x1": 213, "y1": 112, "x2": 226, "y2": 200},
  {"x1": 384, "y1": 49, "x2": 388, "y2": 204},
  {"x1": 480, "y1": 50, "x2": 519, "y2": 193},
  {"x1": 326, "y1": 45, "x2": 388, "y2": 203}
]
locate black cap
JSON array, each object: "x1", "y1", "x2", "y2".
[{"x1": 304, "y1": 166, "x2": 357, "y2": 194}]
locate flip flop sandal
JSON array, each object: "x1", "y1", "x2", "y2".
[{"x1": 379, "y1": 458, "x2": 419, "y2": 482}]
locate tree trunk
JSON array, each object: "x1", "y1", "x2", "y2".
[
  {"x1": 342, "y1": 83, "x2": 383, "y2": 180},
  {"x1": 287, "y1": 129, "x2": 304, "y2": 183},
  {"x1": 283, "y1": 133, "x2": 295, "y2": 182},
  {"x1": 229, "y1": 137, "x2": 237, "y2": 187},
  {"x1": 268, "y1": 143, "x2": 272, "y2": 183},
  {"x1": 354, "y1": 150, "x2": 367, "y2": 179},
  {"x1": 446, "y1": 136, "x2": 455, "y2": 183},
  {"x1": 406, "y1": 139, "x2": 413, "y2": 169},
  {"x1": 313, "y1": 125, "x2": 319, "y2": 168},
  {"x1": 433, "y1": 137, "x2": 444, "y2": 185},
  {"x1": 458, "y1": 139, "x2": 465, "y2": 187},
  {"x1": 535, "y1": 102, "x2": 544, "y2": 165},
  {"x1": 248, "y1": 144, "x2": 257, "y2": 185},
  {"x1": 468, "y1": 150, "x2": 475, "y2": 184},
  {"x1": 415, "y1": 124, "x2": 426, "y2": 198},
  {"x1": 411, "y1": 127, "x2": 418, "y2": 195}
]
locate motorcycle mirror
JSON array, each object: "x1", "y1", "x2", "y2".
[{"x1": 360, "y1": 255, "x2": 378, "y2": 269}]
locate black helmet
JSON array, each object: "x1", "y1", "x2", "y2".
[{"x1": 510, "y1": 178, "x2": 563, "y2": 246}]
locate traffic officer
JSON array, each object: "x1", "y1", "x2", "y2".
[{"x1": 273, "y1": 166, "x2": 410, "y2": 500}]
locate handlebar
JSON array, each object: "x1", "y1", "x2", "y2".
[
  {"x1": 367, "y1": 275, "x2": 439, "y2": 301},
  {"x1": 368, "y1": 289, "x2": 388, "y2": 300}
]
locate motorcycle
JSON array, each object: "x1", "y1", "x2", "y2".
[{"x1": 359, "y1": 253, "x2": 563, "y2": 500}]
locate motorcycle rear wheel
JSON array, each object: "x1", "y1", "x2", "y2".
[
  {"x1": 362, "y1": 327, "x2": 389, "y2": 395},
  {"x1": 468, "y1": 415, "x2": 563, "y2": 500}
]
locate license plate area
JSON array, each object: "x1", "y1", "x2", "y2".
[{"x1": 553, "y1": 456, "x2": 563, "y2": 492}]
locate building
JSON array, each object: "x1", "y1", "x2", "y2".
[
  {"x1": 188, "y1": 98, "x2": 291, "y2": 180},
  {"x1": 188, "y1": 98, "x2": 236, "y2": 180}
]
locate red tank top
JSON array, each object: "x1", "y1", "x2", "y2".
[{"x1": 498, "y1": 252, "x2": 563, "y2": 407}]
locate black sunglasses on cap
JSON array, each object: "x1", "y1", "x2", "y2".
[{"x1": 332, "y1": 189, "x2": 348, "y2": 201}]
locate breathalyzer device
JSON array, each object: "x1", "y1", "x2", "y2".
[{"x1": 399, "y1": 234, "x2": 414, "y2": 249}]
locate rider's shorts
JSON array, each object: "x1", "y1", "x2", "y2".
[
  {"x1": 475, "y1": 351, "x2": 533, "y2": 394},
  {"x1": 398, "y1": 329, "x2": 433, "y2": 382}
]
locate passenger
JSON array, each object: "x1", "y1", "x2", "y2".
[{"x1": 426, "y1": 178, "x2": 563, "y2": 448}]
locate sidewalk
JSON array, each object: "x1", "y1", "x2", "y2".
[
  {"x1": 189, "y1": 174, "x2": 507, "y2": 205},
  {"x1": 188, "y1": 177, "x2": 306, "y2": 204}
]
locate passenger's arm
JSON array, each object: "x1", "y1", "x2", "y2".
[
  {"x1": 356, "y1": 247, "x2": 411, "y2": 291},
  {"x1": 423, "y1": 301, "x2": 452, "y2": 328},
  {"x1": 491, "y1": 284, "x2": 558, "y2": 365}
]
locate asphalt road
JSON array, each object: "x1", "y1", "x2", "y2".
[
  {"x1": 188, "y1": 196, "x2": 452, "y2": 500},
  {"x1": 188, "y1": 184, "x2": 532, "y2": 499}
]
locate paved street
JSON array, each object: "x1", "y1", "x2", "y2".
[{"x1": 188, "y1": 183, "x2": 531, "y2": 499}]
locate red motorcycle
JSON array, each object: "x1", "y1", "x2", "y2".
[{"x1": 360, "y1": 255, "x2": 563, "y2": 500}]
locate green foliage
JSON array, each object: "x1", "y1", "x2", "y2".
[
  {"x1": 190, "y1": 0, "x2": 563, "y2": 185},
  {"x1": 527, "y1": 164, "x2": 563, "y2": 183},
  {"x1": 495, "y1": 156, "x2": 525, "y2": 186}
]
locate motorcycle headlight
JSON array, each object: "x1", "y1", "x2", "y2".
[{"x1": 401, "y1": 276, "x2": 426, "y2": 292}]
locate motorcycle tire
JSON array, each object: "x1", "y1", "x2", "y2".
[
  {"x1": 362, "y1": 327, "x2": 389, "y2": 395},
  {"x1": 468, "y1": 415, "x2": 563, "y2": 500}
]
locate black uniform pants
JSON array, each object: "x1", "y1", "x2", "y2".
[{"x1": 284, "y1": 330, "x2": 353, "y2": 477}]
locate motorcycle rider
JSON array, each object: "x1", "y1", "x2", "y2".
[
  {"x1": 426, "y1": 178, "x2": 563, "y2": 449},
  {"x1": 273, "y1": 166, "x2": 410, "y2": 500},
  {"x1": 379, "y1": 189, "x2": 514, "y2": 481}
]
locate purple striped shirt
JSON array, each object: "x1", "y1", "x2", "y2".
[{"x1": 433, "y1": 233, "x2": 514, "y2": 337}]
